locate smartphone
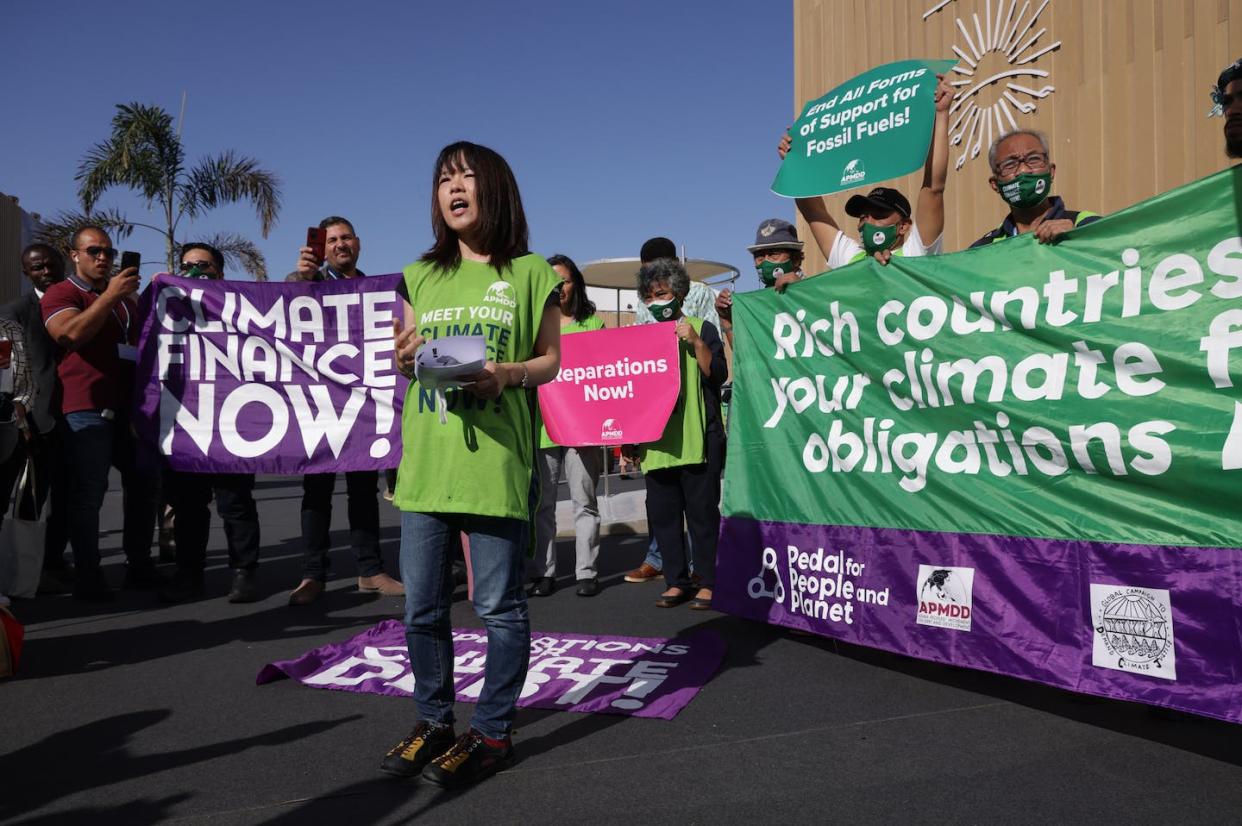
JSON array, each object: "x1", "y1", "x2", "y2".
[
  {"x1": 306, "y1": 227, "x2": 327, "y2": 263},
  {"x1": 120, "y1": 251, "x2": 141, "y2": 273}
]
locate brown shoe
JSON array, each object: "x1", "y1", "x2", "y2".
[
  {"x1": 624, "y1": 562, "x2": 662, "y2": 583},
  {"x1": 288, "y1": 578, "x2": 325, "y2": 606},
  {"x1": 358, "y1": 573, "x2": 405, "y2": 596}
]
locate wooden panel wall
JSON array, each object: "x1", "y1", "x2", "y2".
[{"x1": 793, "y1": 0, "x2": 1241, "y2": 273}]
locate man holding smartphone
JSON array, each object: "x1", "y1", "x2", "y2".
[
  {"x1": 41, "y1": 226, "x2": 159, "y2": 601},
  {"x1": 284, "y1": 216, "x2": 403, "y2": 605}
]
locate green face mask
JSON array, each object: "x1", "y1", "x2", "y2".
[
  {"x1": 861, "y1": 223, "x2": 899, "y2": 254},
  {"x1": 756, "y1": 259, "x2": 791, "y2": 288},
  {"x1": 998, "y1": 171, "x2": 1052, "y2": 209},
  {"x1": 646, "y1": 297, "x2": 681, "y2": 321}
]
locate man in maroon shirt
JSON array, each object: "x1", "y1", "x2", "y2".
[{"x1": 41, "y1": 226, "x2": 159, "y2": 601}]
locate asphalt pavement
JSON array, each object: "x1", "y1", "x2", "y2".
[{"x1": 4, "y1": 474, "x2": 1242, "y2": 825}]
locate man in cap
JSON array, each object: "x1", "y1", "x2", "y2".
[
  {"x1": 1211, "y1": 58, "x2": 1242, "y2": 159},
  {"x1": 968, "y1": 129, "x2": 1100, "y2": 248},
  {"x1": 714, "y1": 218, "x2": 806, "y2": 348},
  {"x1": 776, "y1": 74, "x2": 952, "y2": 269}
]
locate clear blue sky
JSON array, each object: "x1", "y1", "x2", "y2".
[{"x1": 4, "y1": 0, "x2": 793, "y2": 294}]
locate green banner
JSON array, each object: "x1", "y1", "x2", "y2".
[
  {"x1": 772, "y1": 59, "x2": 957, "y2": 198},
  {"x1": 727, "y1": 166, "x2": 1242, "y2": 549}
]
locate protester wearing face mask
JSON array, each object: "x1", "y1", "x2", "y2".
[
  {"x1": 715, "y1": 218, "x2": 805, "y2": 348},
  {"x1": 775, "y1": 73, "x2": 952, "y2": 269},
  {"x1": 969, "y1": 129, "x2": 1101, "y2": 248},
  {"x1": 623, "y1": 259, "x2": 727, "y2": 611},
  {"x1": 1209, "y1": 57, "x2": 1242, "y2": 159}
]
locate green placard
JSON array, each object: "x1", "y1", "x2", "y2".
[
  {"x1": 773, "y1": 59, "x2": 957, "y2": 198},
  {"x1": 729, "y1": 166, "x2": 1242, "y2": 549}
]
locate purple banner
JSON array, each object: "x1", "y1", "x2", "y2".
[
  {"x1": 134, "y1": 274, "x2": 408, "y2": 474},
  {"x1": 256, "y1": 620, "x2": 726, "y2": 720},
  {"x1": 715, "y1": 517, "x2": 1242, "y2": 723}
]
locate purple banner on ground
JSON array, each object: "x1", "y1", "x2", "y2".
[
  {"x1": 256, "y1": 620, "x2": 726, "y2": 720},
  {"x1": 715, "y1": 516, "x2": 1242, "y2": 723},
  {"x1": 134, "y1": 273, "x2": 408, "y2": 474}
]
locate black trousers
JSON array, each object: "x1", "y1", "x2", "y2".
[
  {"x1": 169, "y1": 471, "x2": 260, "y2": 572},
  {"x1": 300, "y1": 471, "x2": 382, "y2": 581},
  {"x1": 0, "y1": 425, "x2": 70, "y2": 569},
  {"x1": 644, "y1": 437, "x2": 723, "y2": 591}
]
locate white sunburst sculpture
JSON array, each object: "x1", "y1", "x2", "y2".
[{"x1": 924, "y1": 0, "x2": 1062, "y2": 169}]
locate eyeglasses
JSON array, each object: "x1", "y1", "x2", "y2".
[
  {"x1": 995, "y1": 152, "x2": 1049, "y2": 177},
  {"x1": 180, "y1": 260, "x2": 216, "y2": 274},
  {"x1": 77, "y1": 246, "x2": 117, "y2": 260}
]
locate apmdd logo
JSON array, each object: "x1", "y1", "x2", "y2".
[
  {"x1": 483, "y1": 280, "x2": 517, "y2": 308},
  {"x1": 915, "y1": 565, "x2": 974, "y2": 631},
  {"x1": 600, "y1": 418, "x2": 624, "y2": 440},
  {"x1": 1091, "y1": 584, "x2": 1176, "y2": 680},
  {"x1": 840, "y1": 158, "x2": 866, "y2": 185}
]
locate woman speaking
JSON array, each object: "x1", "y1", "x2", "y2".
[{"x1": 382, "y1": 141, "x2": 561, "y2": 791}]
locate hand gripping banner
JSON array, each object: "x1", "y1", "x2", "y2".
[
  {"x1": 716, "y1": 166, "x2": 1242, "y2": 723},
  {"x1": 133, "y1": 273, "x2": 408, "y2": 475},
  {"x1": 538, "y1": 324, "x2": 682, "y2": 447}
]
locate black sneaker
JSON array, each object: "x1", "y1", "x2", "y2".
[
  {"x1": 379, "y1": 721, "x2": 457, "y2": 778},
  {"x1": 421, "y1": 729, "x2": 514, "y2": 790}
]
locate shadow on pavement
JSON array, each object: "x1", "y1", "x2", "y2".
[{"x1": 2, "y1": 709, "x2": 364, "y2": 823}]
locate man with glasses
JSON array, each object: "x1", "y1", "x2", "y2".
[
  {"x1": 969, "y1": 130, "x2": 1101, "y2": 248},
  {"x1": 159, "y1": 243, "x2": 263, "y2": 603},
  {"x1": 41, "y1": 226, "x2": 158, "y2": 600},
  {"x1": 0, "y1": 244, "x2": 73, "y2": 593},
  {"x1": 285, "y1": 216, "x2": 403, "y2": 605}
]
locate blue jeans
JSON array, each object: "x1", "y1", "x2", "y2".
[
  {"x1": 400, "y1": 511, "x2": 529, "y2": 739},
  {"x1": 63, "y1": 411, "x2": 157, "y2": 573},
  {"x1": 643, "y1": 534, "x2": 693, "y2": 572}
]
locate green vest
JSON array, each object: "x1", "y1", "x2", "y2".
[{"x1": 640, "y1": 316, "x2": 706, "y2": 471}]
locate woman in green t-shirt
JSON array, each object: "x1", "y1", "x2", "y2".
[
  {"x1": 383, "y1": 141, "x2": 562, "y2": 791},
  {"x1": 625, "y1": 258, "x2": 728, "y2": 610},
  {"x1": 529, "y1": 254, "x2": 606, "y2": 598}
]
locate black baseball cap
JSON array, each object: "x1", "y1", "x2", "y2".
[{"x1": 845, "y1": 187, "x2": 912, "y2": 220}]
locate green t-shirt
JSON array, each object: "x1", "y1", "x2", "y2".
[
  {"x1": 538, "y1": 314, "x2": 606, "y2": 449},
  {"x1": 639, "y1": 316, "x2": 706, "y2": 471},
  {"x1": 394, "y1": 254, "x2": 561, "y2": 520}
]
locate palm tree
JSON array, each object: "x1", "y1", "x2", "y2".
[{"x1": 37, "y1": 102, "x2": 282, "y2": 280}]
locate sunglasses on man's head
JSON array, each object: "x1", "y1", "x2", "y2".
[{"x1": 78, "y1": 246, "x2": 117, "y2": 260}]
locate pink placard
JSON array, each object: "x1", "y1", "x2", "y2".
[{"x1": 538, "y1": 324, "x2": 681, "y2": 447}]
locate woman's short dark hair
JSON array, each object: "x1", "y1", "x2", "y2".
[
  {"x1": 422, "y1": 141, "x2": 529, "y2": 275},
  {"x1": 546, "y1": 254, "x2": 595, "y2": 322},
  {"x1": 637, "y1": 258, "x2": 690, "y2": 301}
]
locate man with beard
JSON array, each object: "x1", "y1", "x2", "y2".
[
  {"x1": 285, "y1": 216, "x2": 403, "y2": 604},
  {"x1": 1212, "y1": 58, "x2": 1242, "y2": 159}
]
